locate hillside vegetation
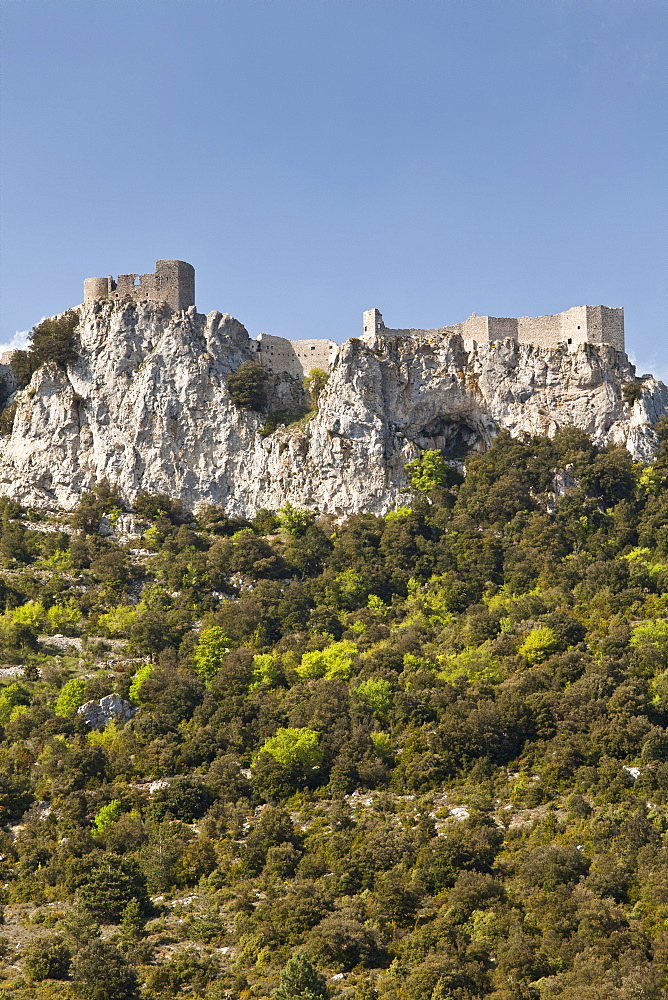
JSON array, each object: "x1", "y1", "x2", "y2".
[{"x1": 0, "y1": 426, "x2": 667, "y2": 999}]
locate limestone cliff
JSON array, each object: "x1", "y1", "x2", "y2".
[{"x1": 0, "y1": 301, "x2": 666, "y2": 516}]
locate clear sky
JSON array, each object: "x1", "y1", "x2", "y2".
[{"x1": 1, "y1": 0, "x2": 666, "y2": 377}]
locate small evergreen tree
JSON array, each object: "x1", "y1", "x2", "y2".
[
  {"x1": 70, "y1": 940, "x2": 140, "y2": 1000},
  {"x1": 23, "y1": 933, "x2": 71, "y2": 981},
  {"x1": 11, "y1": 309, "x2": 79, "y2": 388},
  {"x1": 227, "y1": 361, "x2": 268, "y2": 411},
  {"x1": 119, "y1": 899, "x2": 147, "y2": 941},
  {"x1": 275, "y1": 954, "x2": 328, "y2": 1000}
]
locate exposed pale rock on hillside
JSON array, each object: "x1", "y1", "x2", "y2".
[{"x1": 0, "y1": 301, "x2": 665, "y2": 515}]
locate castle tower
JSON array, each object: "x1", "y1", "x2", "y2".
[
  {"x1": 83, "y1": 260, "x2": 195, "y2": 311},
  {"x1": 83, "y1": 276, "x2": 112, "y2": 301},
  {"x1": 363, "y1": 308, "x2": 384, "y2": 336}
]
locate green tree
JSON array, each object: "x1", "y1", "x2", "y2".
[
  {"x1": 133, "y1": 490, "x2": 188, "y2": 523},
  {"x1": 631, "y1": 619, "x2": 668, "y2": 650},
  {"x1": 11, "y1": 310, "x2": 79, "y2": 388},
  {"x1": 194, "y1": 626, "x2": 231, "y2": 683},
  {"x1": 93, "y1": 799, "x2": 121, "y2": 835},
  {"x1": 279, "y1": 502, "x2": 316, "y2": 537},
  {"x1": 128, "y1": 662, "x2": 153, "y2": 701},
  {"x1": 23, "y1": 933, "x2": 71, "y2": 981},
  {"x1": 255, "y1": 727, "x2": 323, "y2": 768},
  {"x1": 417, "y1": 819, "x2": 503, "y2": 892},
  {"x1": 308, "y1": 911, "x2": 381, "y2": 970},
  {"x1": 70, "y1": 940, "x2": 140, "y2": 1000},
  {"x1": 75, "y1": 856, "x2": 149, "y2": 921},
  {"x1": 0, "y1": 682, "x2": 30, "y2": 723},
  {"x1": 405, "y1": 449, "x2": 451, "y2": 493},
  {"x1": 226, "y1": 361, "x2": 268, "y2": 411},
  {"x1": 304, "y1": 368, "x2": 329, "y2": 406},
  {"x1": 119, "y1": 899, "x2": 147, "y2": 941},
  {"x1": 297, "y1": 640, "x2": 358, "y2": 679},
  {"x1": 355, "y1": 678, "x2": 393, "y2": 720},
  {"x1": 145, "y1": 775, "x2": 213, "y2": 823},
  {"x1": 275, "y1": 953, "x2": 328, "y2": 1000},
  {"x1": 55, "y1": 677, "x2": 87, "y2": 715},
  {"x1": 97, "y1": 604, "x2": 138, "y2": 638},
  {"x1": 518, "y1": 626, "x2": 559, "y2": 664}
]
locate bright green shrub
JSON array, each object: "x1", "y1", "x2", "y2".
[
  {"x1": 93, "y1": 799, "x2": 121, "y2": 834},
  {"x1": 254, "y1": 727, "x2": 323, "y2": 768},
  {"x1": 355, "y1": 678, "x2": 393, "y2": 719},
  {"x1": 0, "y1": 682, "x2": 30, "y2": 723},
  {"x1": 518, "y1": 626, "x2": 559, "y2": 664},
  {"x1": 405, "y1": 449, "x2": 450, "y2": 492},
  {"x1": 631, "y1": 619, "x2": 668, "y2": 649},
  {"x1": 55, "y1": 677, "x2": 87, "y2": 715},
  {"x1": 297, "y1": 640, "x2": 357, "y2": 679},
  {"x1": 97, "y1": 604, "x2": 138, "y2": 638},
  {"x1": 46, "y1": 602, "x2": 82, "y2": 634},
  {"x1": 194, "y1": 626, "x2": 231, "y2": 683},
  {"x1": 128, "y1": 663, "x2": 153, "y2": 702},
  {"x1": 11, "y1": 600, "x2": 45, "y2": 627}
]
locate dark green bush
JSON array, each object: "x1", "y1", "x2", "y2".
[
  {"x1": 226, "y1": 360, "x2": 268, "y2": 411},
  {"x1": 11, "y1": 310, "x2": 79, "y2": 389},
  {"x1": 23, "y1": 933, "x2": 71, "y2": 981}
]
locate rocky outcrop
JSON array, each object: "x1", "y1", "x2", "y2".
[
  {"x1": 77, "y1": 693, "x2": 136, "y2": 730},
  {"x1": 0, "y1": 301, "x2": 665, "y2": 516}
]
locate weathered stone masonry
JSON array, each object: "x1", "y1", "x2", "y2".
[
  {"x1": 363, "y1": 304, "x2": 625, "y2": 353},
  {"x1": 84, "y1": 260, "x2": 195, "y2": 312},
  {"x1": 254, "y1": 333, "x2": 338, "y2": 378},
  {"x1": 81, "y1": 261, "x2": 625, "y2": 382}
]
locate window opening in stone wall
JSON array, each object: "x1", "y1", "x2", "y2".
[
  {"x1": 134, "y1": 277, "x2": 141, "y2": 286},
  {"x1": 567, "y1": 338, "x2": 572, "y2": 344}
]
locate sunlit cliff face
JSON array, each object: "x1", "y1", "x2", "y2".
[{"x1": 0, "y1": 300, "x2": 664, "y2": 514}]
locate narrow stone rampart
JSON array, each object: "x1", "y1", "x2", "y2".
[{"x1": 364, "y1": 304, "x2": 625, "y2": 353}]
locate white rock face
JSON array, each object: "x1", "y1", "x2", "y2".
[
  {"x1": 77, "y1": 693, "x2": 136, "y2": 730},
  {"x1": 0, "y1": 301, "x2": 666, "y2": 517}
]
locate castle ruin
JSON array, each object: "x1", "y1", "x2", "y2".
[
  {"x1": 256, "y1": 302, "x2": 625, "y2": 379},
  {"x1": 84, "y1": 260, "x2": 195, "y2": 312},
  {"x1": 363, "y1": 304, "x2": 625, "y2": 353},
  {"x1": 81, "y1": 261, "x2": 625, "y2": 378},
  {"x1": 254, "y1": 333, "x2": 338, "y2": 379}
]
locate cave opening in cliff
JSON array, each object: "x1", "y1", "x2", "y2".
[{"x1": 416, "y1": 417, "x2": 481, "y2": 458}]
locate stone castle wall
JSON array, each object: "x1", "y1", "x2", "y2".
[
  {"x1": 365, "y1": 305, "x2": 625, "y2": 353},
  {"x1": 256, "y1": 333, "x2": 337, "y2": 378},
  {"x1": 80, "y1": 263, "x2": 624, "y2": 378},
  {"x1": 84, "y1": 260, "x2": 195, "y2": 312}
]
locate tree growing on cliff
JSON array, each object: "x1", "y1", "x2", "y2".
[
  {"x1": 304, "y1": 367, "x2": 329, "y2": 407},
  {"x1": 227, "y1": 361, "x2": 268, "y2": 411},
  {"x1": 11, "y1": 309, "x2": 79, "y2": 388}
]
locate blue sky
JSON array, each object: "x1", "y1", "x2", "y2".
[{"x1": 1, "y1": 0, "x2": 666, "y2": 376}]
